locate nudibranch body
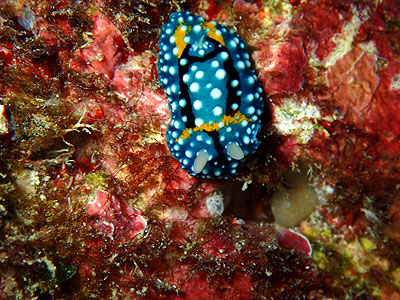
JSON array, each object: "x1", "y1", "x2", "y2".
[{"x1": 158, "y1": 12, "x2": 264, "y2": 178}]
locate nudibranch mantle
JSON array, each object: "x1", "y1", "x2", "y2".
[{"x1": 158, "y1": 12, "x2": 264, "y2": 178}]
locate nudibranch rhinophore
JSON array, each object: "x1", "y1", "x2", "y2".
[{"x1": 158, "y1": 12, "x2": 264, "y2": 178}]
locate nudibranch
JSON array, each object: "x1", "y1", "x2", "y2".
[{"x1": 158, "y1": 12, "x2": 264, "y2": 178}]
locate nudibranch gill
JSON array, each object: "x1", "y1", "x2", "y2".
[{"x1": 158, "y1": 12, "x2": 264, "y2": 179}]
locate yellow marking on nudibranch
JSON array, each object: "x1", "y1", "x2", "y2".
[
  {"x1": 174, "y1": 23, "x2": 191, "y2": 59},
  {"x1": 203, "y1": 21, "x2": 225, "y2": 46},
  {"x1": 174, "y1": 21, "x2": 225, "y2": 59},
  {"x1": 176, "y1": 111, "x2": 252, "y2": 142}
]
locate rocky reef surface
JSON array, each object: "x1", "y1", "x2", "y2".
[{"x1": 1, "y1": 0, "x2": 400, "y2": 299}]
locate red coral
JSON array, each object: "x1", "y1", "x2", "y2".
[
  {"x1": 86, "y1": 191, "x2": 147, "y2": 240},
  {"x1": 172, "y1": 269, "x2": 253, "y2": 300},
  {"x1": 295, "y1": 0, "x2": 353, "y2": 60},
  {"x1": 305, "y1": 4, "x2": 400, "y2": 190}
]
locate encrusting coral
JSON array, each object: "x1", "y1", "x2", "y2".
[{"x1": 1, "y1": 0, "x2": 400, "y2": 299}]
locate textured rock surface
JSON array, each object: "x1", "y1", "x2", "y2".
[{"x1": 1, "y1": 0, "x2": 400, "y2": 299}]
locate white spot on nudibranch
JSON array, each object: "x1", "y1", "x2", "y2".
[
  {"x1": 213, "y1": 169, "x2": 222, "y2": 176},
  {"x1": 231, "y1": 80, "x2": 239, "y2": 87},
  {"x1": 210, "y1": 88, "x2": 222, "y2": 99},
  {"x1": 215, "y1": 69, "x2": 226, "y2": 80},
  {"x1": 237, "y1": 61, "x2": 245, "y2": 70},
  {"x1": 246, "y1": 94, "x2": 254, "y2": 101},
  {"x1": 173, "y1": 120, "x2": 182, "y2": 129},
  {"x1": 185, "y1": 150, "x2": 194, "y2": 158},
  {"x1": 183, "y1": 74, "x2": 190, "y2": 83},
  {"x1": 220, "y1": 52, "x2": 229, "y2": 61},
  {"x1": 211, "y1": 60, "x2": 219, "y2": 68},
  {"x1": 179, "y1": 99, "x2": 186, "y2": 107},
  {"x1": 171, "y1": 102, "x2": 178, "y2": 111},
  {"x1": 169, "y1": 66, "x2": 177, "y2": 75},
  {"x1": 193, "y1": 24, "x2": 202, "y2": 32},
  {"x1": 195, "y1": 70, "x2": 204, "y2": 79},
  {"x1": 247, "y1": 106, "x2": 255, "y2": 114},
  {"x1": 193, "y1": 100, "x2": 202, "y2": 110},
  {"x1": 164, "y1": 53, "x2": 172, "y2": 60},
  {"x1": 213, "y1": 106, "x2": 223, "y2": 116},
  {"x1": 190, "y1": 82, "x2": 200, "y2": 93},
  {"x1": 195, "y1": 118, "x2": 204, "y2": 127}
]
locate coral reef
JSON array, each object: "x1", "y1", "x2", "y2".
[{"x1": 1, "y1": 0, "x2": 400, "y2": 299}]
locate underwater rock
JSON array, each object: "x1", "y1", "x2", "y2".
[{"x1": 1, "y1": 0, "x2": 400, "y2": 299}]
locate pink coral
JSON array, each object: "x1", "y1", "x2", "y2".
[
  {"x1": 278, "y1": 229, "x2": 312, "y2": 257},
  {"x1": 71, "y1": 13, "x2": 125, "y2": 79},
  {"x1": 256, "y1": 37, "x2": 308, "y2": 95}
]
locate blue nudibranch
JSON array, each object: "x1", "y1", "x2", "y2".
[{"x1": 158, "y1": 12, "x2": 264, "y2": 178}]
